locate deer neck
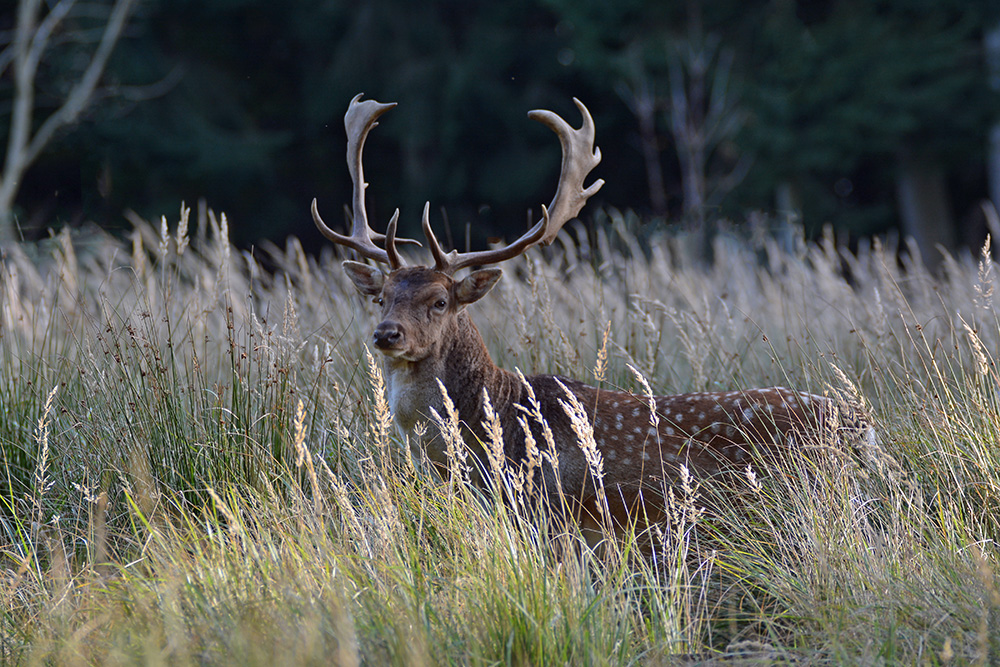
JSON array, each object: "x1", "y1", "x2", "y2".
[{"x1": 382, "y1": 310, "x2": 512, "y2": 438}]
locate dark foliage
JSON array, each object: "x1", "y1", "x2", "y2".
[{"x1": 2, "y1": 0, "x2": 999, "y2": 250}]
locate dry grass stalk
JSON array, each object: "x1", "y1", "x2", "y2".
[
  {"x1": 479, "y1": 388, "x2": 507, "y2": 483},
  {"x1": 431, "y1": 379, "x2": 470, "y2": 487},
  {"x1": 554, "y1": 378, "x2": 608, "y2": 527},
  {"x1": 292, "y1": 399, "x2": 321, "y2": 516},
  {"x1": 364, "y1": 346, "x2": 393, "y2": 456},
  {"x1": 593, "y1": 320, "x2": 612, "y2": 384}
]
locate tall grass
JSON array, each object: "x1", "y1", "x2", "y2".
[{"x1": 1, "y1": 203, "x2": 999, "y2": 664}]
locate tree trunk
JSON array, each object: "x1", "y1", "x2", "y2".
[
  {"x1": 775, "y1": 181, "x2": 801, "y2": 254},
  {"x1": 895, "y1": 150, "x2": 955, "y2": 268},
  {"x1": 633, "y1": 88, "x2": 668, "y2": 218},
  {"x1": 985, "y1": 21, "x2": 1000, "y2": 212},
  {"x1": 0, "y1": 182, "x2": 20, "y2": 243}
]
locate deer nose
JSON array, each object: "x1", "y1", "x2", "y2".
[{"x1": 373, "y1": 322, "x2": 403, "y2": 349}]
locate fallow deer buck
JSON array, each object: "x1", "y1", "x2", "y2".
[{"x1": 314, "y1": 94, "x2": 875, "y2": 546}]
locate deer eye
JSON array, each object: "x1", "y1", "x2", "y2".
[
  {"x1": 433, "y1": 298, "x2": 447, "y2": 310},
  {"x1": 375, "y1": 297, "x2": 384, "y2": 306}
]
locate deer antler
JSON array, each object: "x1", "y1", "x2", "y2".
[
  {"x1": 423, "y1": 97, "x2": 603, "y2": 275},
  {"x1": 312, "y1": 93, "x2": 418, "y2": 268}
]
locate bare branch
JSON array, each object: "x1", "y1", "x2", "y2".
[
  {"x1": 91, "y1": 63, "x2": 184, "y2": 108},
  {"x1": 616, "y1": 54, "x2": 668, "y2": 216},
  {"x1": 0, "y1": 0, "x2": 137, "y2": 240},
  {"x1": 24, "y1": 0, "x2": 135, "y2": 167},
  {"x1": 25, "y1": 0, "x2": 78, "y2": 78}
]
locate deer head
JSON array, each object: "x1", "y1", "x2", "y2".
[
  {"x1": 340, "y1": 264, "x2": 503, "y2": 362},
  {"x1": 312, "y1": 93, "x2": 604, "y2": 360}
]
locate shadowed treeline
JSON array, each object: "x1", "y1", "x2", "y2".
[{"x1": 2, "y1": 0, "x2": 999, "y2": 260}]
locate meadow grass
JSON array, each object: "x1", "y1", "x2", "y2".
[{"x1": 1, "y1": 203, "x2": 1000, "y2": 664}]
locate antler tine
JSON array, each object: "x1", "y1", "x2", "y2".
[
  {"x1": 422, "y1": 202, "x2": 449, "y2": 270},
  {"x1": 424, "y1": 98, "x2": 603, "y2": 275},
  {"x1": 423, "y1": 202, "x2": 548, "y2": 273},
  {"x1": 384, "y1": 208, "x2": 402, "y2": 269},
  {"x1": 312, "y1": 93, "x2": 418, "y2": 268}
]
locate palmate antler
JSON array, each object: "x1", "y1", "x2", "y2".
[
  {"x1": 314, "y1": 95, "x2": 603, "y2": 274},
  {"x1": 422, "y1": 98, "x2": 604, "y2": 275},
  {"x1": 311, "y1": 94, "x2": 416, "y2": 268}
]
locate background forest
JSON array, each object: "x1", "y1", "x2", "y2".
[{"x1": 2, "y1": 0, "x2": 1000, "y2": 260}]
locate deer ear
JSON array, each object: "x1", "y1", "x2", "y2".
[
  {"x1": 342, "y1": 260, "x2": 385, "y2": 296},
  {"x1": 455, "y1": 269, "x2": 502, "y2": 305}
]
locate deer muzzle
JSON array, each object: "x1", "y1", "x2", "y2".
[{"x1": 373, "y1": 321, "x2": 404, "y2": 352}]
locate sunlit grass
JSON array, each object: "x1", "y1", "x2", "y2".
[{"x1": 2, "y1": 204, "x2": 1000, "y2": 664}]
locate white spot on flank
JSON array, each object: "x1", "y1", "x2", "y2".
[
  {"x1": 643, "y1": 451, "x2": 651, "y2": 461},
  {"x1": 616, "y1": 422, "x2": 623, "y2": 431},
  {"x1": 742, "y1": 408, "x2": 754, "y2": 422},
  {"x1": 726, "y1": 426, "x2": 736, "y2": 437},
  {"x1": 665, "y1": 426, "x2": 675, "y2": 436},
  {"x1": 612, "y1": 400, "x2": 620, "y2": 409},
  {"x1": 622, "y1": 458, "x2": 632, "y2": 466},
  {"x1": 675, "y1": 413, "x2": 683, "y2": 421},
  {"x1": 698, "y1": 412, "x2": 706, "y2": 420},
  {"x1": 710, "y1": 423, "x2": 721, "y2": 434},
  {"x1": 606, "y1": 449, "x2": 617, "y2": 460},
  {"x1": 632, "y1": 408, "x2": 641, "y2": 418}
]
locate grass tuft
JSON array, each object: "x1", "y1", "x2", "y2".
[{"x1": 2, "y1": 208, "x2": 1000, "y2": 663}]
